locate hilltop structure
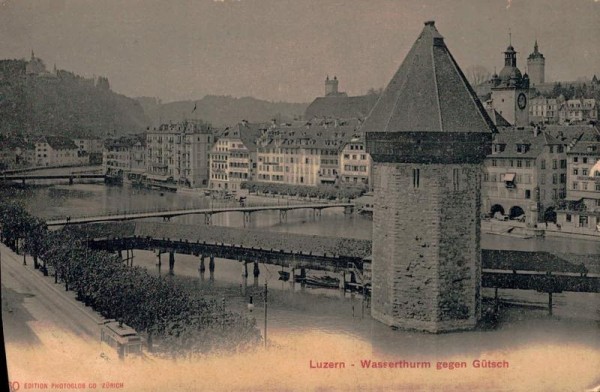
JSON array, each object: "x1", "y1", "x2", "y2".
[{"x1": 364, "y1": 21, "x2": 495, "y2": 332}]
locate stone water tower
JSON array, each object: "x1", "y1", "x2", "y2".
[{"x1": 363, "y1": 21, "x2": 496, "y2": 333}]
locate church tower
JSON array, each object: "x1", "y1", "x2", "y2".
[
  {"x1": 364, "y1": 21, "x2": 495, "y2": 333},
  {"x1": 490, "y1": 38, "x2": 530, "y2": 127},
  {"x1": 527, "y1": 40, "x2": 545, "y2": 86}
]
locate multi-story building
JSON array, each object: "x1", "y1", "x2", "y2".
[
  {"x1": 0, "y1": 136, "x2": 34, "y2": 171},
  {"x1": 34, "y1": 136, "x2": 85, "y2": 167},
  {"x1": 559, "y1": 98, "x2": 597, "y2": 125},
  {"x1": 209, "y1": 121, "x2": 264, "y2": 191},
  {"x1": 73, "y1": 137, "x2": 104, "y2": 164},
  {"x1": 339, "y1": 135, "x2": 372, "y2": 188},
  {"x1": 146, "y1": 121, "x2": 212, "y2": 188},
  {"x1": 103, "y1": 135, "x2": 146, "y2": 183},
  {"x1": 482, "y1": 128, "x2": 576, "y2": 224},
  {"x1": 557, "y1": 129, "x2": 600, "y2": 232},
  {"x1": 529, "y1": 96, "x2": 563, "y2": 124},
  {"x1": 255, "y1": 121, "x2": 357, "y2": 187}
]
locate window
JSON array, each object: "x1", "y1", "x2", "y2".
[
  {"x1": 491, "y1": 159, "x2": 497, "y2": 167},
  {"x1": 560, "y1": 160, "x2": 567, "y2": 169},
  {"x1": 583, "y1": 157, "x2": 588, "y2": 164},
  {"x1": 573, "y1": 169, "x2": 579, "y2": 175},
  {"x1": 566, "y1": 214, "x2": 572, "y2": 222},
  {"x1": 560, "y1": 173, "x2": 566, "y2": 184},
  {"x1": 582, "y1": 169, "x2": 588, "y2": 176},
  {"x1": 525, "y1": 190, "x2": 531, "y2": 199},
  {"x1": 517, "y1": 160, "x2": 522, "y2": 168},
  {"x1": 452, "y1": 168, "x2": 460, "y2": 191},
  {"x1": 552, "y1": 160, "x2": 557, "y2": 169},
  {"x1": 413, "y1": 168, "x2": 420, "y2": 188},
  {"x1": 541, "y1": 175, "x2": 545, "y2": 185},
  {"x1": 573, "y1": 182, "x2": 578, "y2": 190},
  {"x1": 552, "y1": 174, "x2": 558, "y2": 184},
  {"x1": 525, "y1": 160, "x2": 531, "y2": 168},
  {"x1": 541, "y1": 160, "x2": 546, "y2": 170}
]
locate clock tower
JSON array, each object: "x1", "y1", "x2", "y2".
[{"x1": 490, "y1": 42, "x2": 530, "y2": 127}]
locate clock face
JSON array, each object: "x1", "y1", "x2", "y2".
[{"x1": 517, "y1": 93, "x2": 527, "y2": 110}]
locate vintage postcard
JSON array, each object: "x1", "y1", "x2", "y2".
[{"x1": 1, "y1": 1, "x2": 599, "y2": 391}]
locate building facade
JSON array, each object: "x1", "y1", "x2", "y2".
[
  {"x1": 209, "y1": 121, "x2": 263, "y2": 191},
  {"x1": 339, "y1": 136, "x2": 372, "y2": 188},
  {"x1": 557, "y1": 130, "x2": 600, "y2": 233},
  {"x1": 34, "y1": 136, "x2": 85, "y2": 167},
  {"x1": 559, "y1": 98, "x2": 597, "y2": 125},
  {"x1": 529, "y1": 96, "x2": 562, "y2": 124},
  {"x1": 146, "y1": 121, "x2": 212, "y2": 188}
]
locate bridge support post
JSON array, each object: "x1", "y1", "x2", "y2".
[
  {"x1": 199, "y1": 255, "x2": 206, "y2": 273},
  {"x1": 118, "y1": 250, "x2": 123, "y2": 261},
  {"x1": 290, "y1": 267, "x2": 295, "y2": 286},
  {"x1": 279, "y1": 209, "x2": 287, "y2": 222},
  {"x1": 209, "y1": 255, "x2": 215, "y2": 272},
  {"x1": 22, "y1": 178, "x2": 25, "y2": 185},
  {"x1": 548, "y1": 292, "x2": 553, "y2": 316},
  {"x1": 69, "y1": 176, "x2": 74, "y2": 185},
  {"x1": 156, "y1": 251, "x2": 162, "y2": 267},
  {"x1": 253, "y1": 261, "x2": 260, "y2": 277},
  {"x1": 242, "y1": 261, "x2": 249, "y2": 278},
  {"x1": 339, "y1": 271, "x2": 346, "y2": 291},
  {"x1": 169, "y1": 251, "x2": 175, "y2": 273}
]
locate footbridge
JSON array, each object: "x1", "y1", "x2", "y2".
[
  {"x1": 46, "y1": 202, "x2": 355, "y2": 226},
  {"x1": 1, "y1": 173, "x2": 106, "y2": 185}
]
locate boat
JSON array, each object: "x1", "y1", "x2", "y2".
[
  {"x1": 297, "y1": 275, "x2": 340, "y2": 289},
  {"x1": 278, "y1": 270, "x2": 290, "y2": 281}
]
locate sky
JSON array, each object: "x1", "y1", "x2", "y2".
[{"x1": 0, "y1": 0, "x2": 599, "y2": 103}]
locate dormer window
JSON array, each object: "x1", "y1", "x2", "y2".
[
  {"x1": 493, "y1": 143, "x2": 506, "y2": 154},
  {"x1": 516, "y1": 144, "x2": 529, "y2": 154}
]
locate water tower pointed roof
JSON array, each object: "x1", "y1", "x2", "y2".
[{"x1": 361, "y1": 21, "x2": 496, "y2": 135}]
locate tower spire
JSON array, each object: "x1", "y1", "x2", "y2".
[{"x1": 508, "y1": 28, "x2": 512, "y2": 46}]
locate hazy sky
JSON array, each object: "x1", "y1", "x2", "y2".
[{"x1": 1, "y1": 0, "x2": 599, "y2": 103}]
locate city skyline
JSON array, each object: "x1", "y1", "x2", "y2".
[{"x1": 1, "y1": 0, "x2": 599, "y2": 103}]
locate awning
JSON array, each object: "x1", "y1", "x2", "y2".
[{"x1": 502, "y1": 173, "x2": 516, "y2": 182}]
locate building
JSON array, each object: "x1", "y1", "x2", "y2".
[
  {"x1": 0, "y1": 136, "x2": 34, "y2": 171},
  {"x1": 339, "y1": 135, "x2": 372, "y2": 188},
  {"x1": 34, "y1": 136, "x2": 84, "y2": 167},
  {"x1": 529, "y1": 96, "x2": 562, "y2": 124},
  {"x1": 364, "y1": 21, "x2": 495, "y2": 332},
  {"x1": 305, "y1": 77, "x2": 378, "y2": 121},
  {"x1": 557, "y1": 129, "x2": 600, "y2": 233},
  {"x1": 73, "y1": 138, "x2": 104, "y2": 164},
  {"x1": 490, "y1": 41, "x2": 530, "y2": 127},
  {"x1": 103, "y1": 135, "x2": 146, "y2": 183},
  {"x1": 527, "y1": 40, "x2": 545, "y2": 86},
  {"x1": 146, "y1": 121, "x2": 212, "y2": 188},
  {"x1": 559, "y1": 98, "x2": 597, "y2": 125},
  {"x1": 255, "y1": 120, "x2": 358, "y2": 187},
  {"x1": 209, "y1": 121, "x2": 264, "y2": 191}
]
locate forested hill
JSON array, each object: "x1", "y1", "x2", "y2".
[
  {"x1": 136, "y1": 95, "x2": 308, "y2": 127},
  {"x1": 0, "y1": 59, "x2": 150, "y2": 138}
]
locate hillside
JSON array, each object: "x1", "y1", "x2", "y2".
[
  {"x1": 0, "y1": 59, "x2": 150, "y2": 138},
  {"x1": 137, "y1": 95, "x2": 308, "y2": 127}
]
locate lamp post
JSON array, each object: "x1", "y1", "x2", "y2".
[{"x1": 264, "y1": 281, "x2": 268, "y2": 348}]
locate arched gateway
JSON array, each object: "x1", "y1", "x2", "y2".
[{"x1": 364, "y1": 21, "x2": 496, "y2": 333}]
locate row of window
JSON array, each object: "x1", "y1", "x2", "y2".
[{"x1": 572, "y1": 182, "x2": 600, "y2": 191}]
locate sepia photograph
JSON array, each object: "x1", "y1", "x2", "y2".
[{"x1": 1, "y1": 0, "x2": 599, "y2": 391}]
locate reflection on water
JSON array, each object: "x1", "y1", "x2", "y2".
[{"x1": 2, "y1": 182, "x2": 599, "y2": 357}]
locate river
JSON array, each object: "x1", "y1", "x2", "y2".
[{"x1": 1, "y1": 181, "x2": 599, "y2": 371}]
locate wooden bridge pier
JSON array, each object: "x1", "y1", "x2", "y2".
[
  {"x1": 169, "y1": 251, "x2": 175, "y2": 273},
  {"x1": 156, "y1": 251, "x2": 162, "y2": 267},
  {"x1": 199, "y1": 254, "x2": 206, "y2": 273},
  {"x1": 242, "y1": 260, "x2": 249, "y2": 278},
  {"x1": 279, "y1": 209, "x2": 287, "y2": 223},
  {"x1": 253, "y1": 260, "x2": 260, "y2": 277},
  {"x1": 209, "y1": 255, "x2": 215, "y2": 272}
]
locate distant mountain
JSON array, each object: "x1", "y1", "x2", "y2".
[
  {"x1": 136, "y1": 95, "x2": 308, "y2": 128},
  {"x1": 0, "y1": 58, "x2": 150, "y2": 138}
]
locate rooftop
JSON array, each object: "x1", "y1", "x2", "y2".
[{"x1": 361, "y1": 21, "x2": 496, "y2": 135}]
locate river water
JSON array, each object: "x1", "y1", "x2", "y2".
[{"x1": 1, "y1": 181, "x2": 599, "y2": 367}]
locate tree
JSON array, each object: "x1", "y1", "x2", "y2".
[{"x1": 465, "y1": 65, "x2": 491, "y2": 87}]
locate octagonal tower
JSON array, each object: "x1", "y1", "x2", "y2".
[{"x1": 363, "y1": 21, "x2": 496, "y2": 333}]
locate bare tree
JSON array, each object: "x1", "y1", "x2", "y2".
[{"x1": 465, "y1": 65, "x2": 491, "y2": 87}]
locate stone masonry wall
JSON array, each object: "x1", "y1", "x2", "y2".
[{"x1": 371, "y1": 163, "x2": 482, "y2": 332}]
